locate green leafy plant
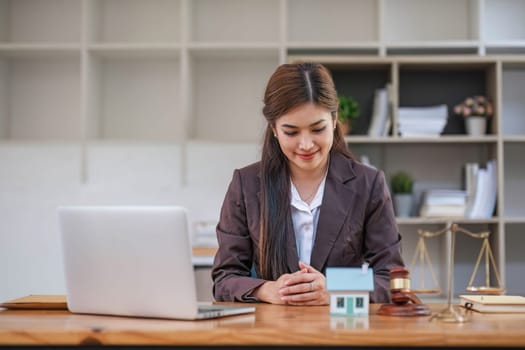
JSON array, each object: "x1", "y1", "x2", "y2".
[
  {"x1": 391, "y1": 171, "x2": 413, "y2": 194},
  {"x1": 338, "y1": 95, "x2": 360, "y2": 123}
]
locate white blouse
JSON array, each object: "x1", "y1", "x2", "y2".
[{"x1": 290, "y1": 175, "x2": 327, "y2": 265}]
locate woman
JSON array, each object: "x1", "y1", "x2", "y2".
[{"x1": 212, "y1": 62, "x2": 403, "y2": 305}]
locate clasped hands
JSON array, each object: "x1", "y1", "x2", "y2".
[{"x1": 254, "y1": 261, "x2": 329, "y2": 305}]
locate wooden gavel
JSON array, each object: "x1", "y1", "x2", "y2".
[
  {"x1": 389, "y1": 266, "x2": 425, "y2": 305},
  {"x1": 377, "y1": 266, "x2": 431, "y2": 316}
]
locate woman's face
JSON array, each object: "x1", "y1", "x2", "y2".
[{"x1": 273, "y1": 103, "x2": 335, "y2": 176}]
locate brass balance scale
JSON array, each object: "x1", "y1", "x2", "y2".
[
  {"x1": 410, "y1": 223, "x2": 505, "y2": 322},
  {"x1": 410, "y1": 223, "x2": 505, "y2": 295}
]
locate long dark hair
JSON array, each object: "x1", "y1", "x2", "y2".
[{"x1": 258, "y1": 62, "x2": 353, "y2": 280}]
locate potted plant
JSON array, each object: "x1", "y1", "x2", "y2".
[
  {"x1": 390, "y1": 171, "x2": 414, "y2": 217},
  {"x1": 454, "y1": 95, "x2": 494, "y2": 136},
  {"x1": 338, "y1": 95, "x2": 360, "y2": 135}
]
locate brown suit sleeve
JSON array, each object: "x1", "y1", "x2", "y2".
[
  {"x1": 211, "y1": 169, "x2": 265, "y2": 302},
  {"x1": 363, "y1": 170, "x2": 404, "y2": 303}
]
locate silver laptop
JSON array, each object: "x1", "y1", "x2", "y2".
[{"x1": 57, "y1": 205, "x2": 255, "y2": 320}]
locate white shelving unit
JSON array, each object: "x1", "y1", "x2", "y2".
[
  {"x1": 1, "y1": 0, "x2": 525, "y2": 302},
  {"x1": 288, "y1": 53, "x2": 525, "y2": 296}
]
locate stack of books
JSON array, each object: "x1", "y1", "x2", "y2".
[
  {"x1": 398, "y1": 104, "x2": 448, "y2": 138},
  {"x1": 460, "y1": 295, "x2": 525, "y2": 313},
  {"x1": 419, "y1": 189, "x2": 467, "y2": 217}
]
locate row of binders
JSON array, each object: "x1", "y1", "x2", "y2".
[{"x1": 419, "y1": 160, "x2": 497, "y2": 218}]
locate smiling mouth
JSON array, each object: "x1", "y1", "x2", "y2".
[{"x1": 296, "y1": 151, "x2": 317, "y2": 160}]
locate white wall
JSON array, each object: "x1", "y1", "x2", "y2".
[{"x1": 0, "y1": 141, "x2": 259, "y2": 302}]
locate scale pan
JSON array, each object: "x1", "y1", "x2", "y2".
[
  {"x1": 465, "y1": 286, "x2": 506, "y2": 295},
  {"x1": 411, "y1": 288, "x2": 441, "y2": 294}
]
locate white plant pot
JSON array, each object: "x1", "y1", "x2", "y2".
[
  {"x1": 465, "y1": 116, "x2": 487, "y2": 136},
  {"x1": 394, "y1": 193, "x2": 412, "y2": 218}
]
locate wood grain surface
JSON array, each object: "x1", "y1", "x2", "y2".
[{"x1": 1, "y1": 303, "x2": 524, "y2": 346}]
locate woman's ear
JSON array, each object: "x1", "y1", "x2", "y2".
[{"x1": 271, "y1": 125, "x2": 277, "y2": 138}]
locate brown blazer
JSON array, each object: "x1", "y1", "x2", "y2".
[{"x1": 212, "y1": 152, "x2": 404, "y2": 303}]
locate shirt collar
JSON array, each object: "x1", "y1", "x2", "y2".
[{"x1": 290, "y1": 173, "x2": 328, "y2": 211}]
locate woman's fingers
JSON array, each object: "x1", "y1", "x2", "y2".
[{"x1": 298, "y1": 261, "x2": 319, "y2": 273}]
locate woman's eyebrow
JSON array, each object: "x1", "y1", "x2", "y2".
[{"x1": 281, "y1": 119, "x2": 326, "y2": 129}]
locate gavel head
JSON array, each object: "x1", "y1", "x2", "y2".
[{"x1": 389, "y1": 266, "x2": 412, "y2": 305}]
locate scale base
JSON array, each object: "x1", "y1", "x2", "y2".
[
  {"x1": 377, "y1": 303, "x2": 431, "y2": 317},
  {"x1": 430, "y1": 305, "x2": 469, "y2": 323}
]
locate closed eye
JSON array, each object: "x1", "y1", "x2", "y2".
[{"x1": 312, "y1": 126, "x2": 327, "y2": 133}]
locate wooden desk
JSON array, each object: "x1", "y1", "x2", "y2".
[{"x1": 1, "y1": 303, "x2": 524, "y2": 347}]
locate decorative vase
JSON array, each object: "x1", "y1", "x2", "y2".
[
  {"x1": 465, "y1": 116, "x2": 487, "y2": 136},
  {"x1": 394, "y1": 193, "x2": 412, "y2": 218}
]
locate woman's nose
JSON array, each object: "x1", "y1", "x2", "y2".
[{"x1": 299, "y1": 133, "x2": 314, "y2": 150}]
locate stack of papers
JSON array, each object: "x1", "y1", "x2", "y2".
[
  {"x1": 419, "y1": 189, "x2": 467, "y2": 217},
  {"x1": 398, "y1": 104, "x2": 448, "y2": 137}
]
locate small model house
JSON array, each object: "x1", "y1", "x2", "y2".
[{"x1": 326, "y1": 266, "x2": 374, "y2": 316}]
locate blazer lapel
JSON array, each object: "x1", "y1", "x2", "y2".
[{"x1": 310, "y1": 153, "x2": 357, "y2": 271}]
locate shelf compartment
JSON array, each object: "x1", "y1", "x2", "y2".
[
  {"x1": 383, "y1": 0, "x2": 479, "y2": 43},
  {"x1": 190, "y1": 53, "x2": 279, "y2": 142},
  {"x1": 190, "y1": 0, "x2": 279, "y2": 43},
  {"x1": 86, "y1": 53, "x2": 182, "y2": 141},
  {"x1": 398, "y1": 62, "x2": 497, "y2": 136},
  {"x1": 0, "y1": 0, "x2": 81, "y2": 44},
  {"x1": 349, "y1": 142, "x2": 498, "y2": 216},
  {"x1": 483, "y1": 0, "x2": 525, "y2": 43},
  {"x1": 287, "y1": 0, "x2": 378, "y2": 44},
  {"x1": 327, "y1": 62, "x2": 392, "y2": 136},
  {"x1": 503, "y1": 143, "x2": 525, "y2": 218},
  {"x1": 86, "y1": 0, "x2": 181, "y2": 43},
  {"x1": 502, "y1": 63, "x2": 525, "y2": 136},
  {"x1": 0, "y1": 54, "x2": 82, "y2": 141}
]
